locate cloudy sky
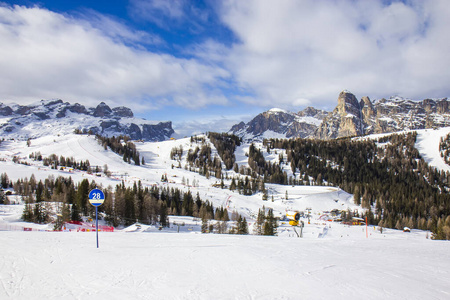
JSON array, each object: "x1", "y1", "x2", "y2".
[{"x1": 1, "y1": 0, "x2": 449, "y2": 135}]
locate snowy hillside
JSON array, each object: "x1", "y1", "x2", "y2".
[
  {"x1": 0, "y1": 133, "x2": 359, "y2": 221},
  {"x1": 1, "y1": 129, "x2": 450, "y2": 299},
  {"x1": 2, "y1": 127, "x2": 450, "y2": 221},
  {"x1": 358, "y1": 126, "x2": 450, "y2": 173}
]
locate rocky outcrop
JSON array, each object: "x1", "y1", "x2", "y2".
[
  {"x1": 230, "y1": 121, "x2": 245, "y2": 133},
  {"x1": 317, "y1": 92, "x2": 450, "y2": 140},
  {"x1": 68, "y1": 103, "x2": 88, "y2": 114},
  {"x1": 0, "y1": 104, "x2": 13, "y2": 116},
  {"x1": 112, "y1": 106, "x2": 134, "y2": 118},
  {"x1": 93, "y1": 102, "x2": 113, "y2": 118},
  {"x1": 142, "y1": 122, "x2": 175, "y2": 141},
  {"x1": 230, "y1": 107, "x2": 327, "y2": 141},
  {"x1": 316, "y1": 91, "x2": 364, "y2": 139}
]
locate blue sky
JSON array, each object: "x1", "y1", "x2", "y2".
[{"x1": 1, "y1": 0, "x2": 450, "y2": 136}]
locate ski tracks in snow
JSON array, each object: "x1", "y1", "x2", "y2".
[{"x1": 0, "y1": 255, "x2": 31, "y2": 299}]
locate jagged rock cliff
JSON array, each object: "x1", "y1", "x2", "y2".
[
  {"x1": 230, "y1": 91, "x2": 450, "y2": 141},
  {"x1": 317, "y1": 91, "x2": 450, "y2": 139},
  {"x1": 316, "y1": 91, "x2": 365, "y2": 139},
  {"x1": 0, "y1": 100, "x2": 174, "y2": 141},
  {"x1": 230, "y1": 107, "x2": 327, "y2": 141}
]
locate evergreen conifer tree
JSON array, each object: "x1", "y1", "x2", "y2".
[{"x1": 254, "y1": 208, "x2": 265, "y2": 235}]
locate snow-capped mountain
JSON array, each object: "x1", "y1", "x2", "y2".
[
  {"x1": 230, "y1": 91, "x2": 450, "y2": 141},
  {"x1": 0, "y1": 100, "x2": 174, "y2": 141},
  {"x1": 229, "y1": 107, "x2": 328, "y2": 142}
]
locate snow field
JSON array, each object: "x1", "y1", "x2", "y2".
[{"x1": 0, "y1": 230, "x2": 449, "y2": 300}]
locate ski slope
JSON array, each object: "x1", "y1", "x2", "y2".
[
  {"x1": 0, "y1": 229, "x2": 448, "y2": 300},
  {"x1": 1, "y1": 131, "x2": 450, "y2": 298},
  {"x1": 415, "y1": 127, "x2": 450, "y2": 172}
]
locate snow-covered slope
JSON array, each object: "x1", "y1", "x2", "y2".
[
  {"x1": 357, "y1": 127, "x2": 450, "y2": 173},
  {"x1": 0, "y1": 134, "x2": 359, "y2": 221},
  {"x1": 3, "y1": 127, "x2": 450, "y2": 221},
  {"x1": 1, "y1": 130, "x2": 449, "y2": 299},
  {"x1": 415, "y1": 127, "x2": 450, "y2": 172},
  {"x1": 0, "y1": 229, "x2": 448, "y2": 300}
]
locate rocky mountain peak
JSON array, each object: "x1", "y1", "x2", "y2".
[
  {"x1": 112, "y1": 106, "x2": 134, "y2": 118},
  {"x1": 230, "y1": 106, "x2": 328, "y2": 141},
  {"x1": 316, "y1": 91, "x2": 364, "y2": 139},
  {"x1": 336, "y1": 91, "x2": 361, "y2": 117},
  {"x1": 299, "y1": 107, "x2": 321, "y2": 117},
  {"x1": 0, "y1": 103, "x2": 13, "y2": 116},
  {"x1": 93, "y1": 102, "x2": 112, "y2": 118}
]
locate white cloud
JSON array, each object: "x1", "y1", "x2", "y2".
[
  {"x1": 1, "y1": 1, "x2": 449, "y2": 121},
  {"x1": 128, "y1": 0, "x2": 209, "y2": 33},
  {"x1": 211, "y1": 0, "x2": 450, "y2": 109},
  {"x1": 0, "y1": 5, "x2": 229, "y2": 111},
  {"x1": 128, "y1": 0, "x2": 186, "y2": 27}
]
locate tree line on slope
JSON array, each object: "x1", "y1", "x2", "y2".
[
  {"x1": 147, "y1": 131, "x2": 450, "y2": 239},
  {"x1": 262, "y1": 133, "x2": 450, "y2": 239},
  {"x1": 96, "y1": 135, "x2": 143, "y2": 166},
  {"x1": 439, "y1": 133, "x2": 450, "y2": 165},
  {"x1": 2, "y1": 174, "x2": 243, "y2": 230},
  {"x1": 171, "y1": 133, "x2": 268, "y2": 197},
  {"x1": 208, "y1": 132, "x2": 241, "y2": 170}
]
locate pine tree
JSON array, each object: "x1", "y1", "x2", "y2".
[
  {"x1": 76, "y1": 179, "x2": 90, "y2": 216},
  {"x1": 241, "y1": 217, "x2": 249, "y2": 234},
  {"x1": 201, "y1": 217, "x2": 209, "y2": 233},
  {"x1": 263, "y1": 208, "x2": 277, "y2": 236},
  {"x1": 353, "y1": 185, "x2": 361, "y2": 205},
  {"x1": 22, "y1": 202, "x2": 34, "y2": 222},
  {"x1": 159, "y1": 201, "x2": 168, "y2": 227},
  {"x1": 33, "y1": 202, "x2": 48, "y2": 224},
  {"x1": 71, "y1": 203, "x2": 82, "y2": 222},
  {"x1": 236, "y1": 215, "x2": 248, "y2": 234},
  {"x1": 254, "y1": 208, "x2": 265, "y2": 235}
]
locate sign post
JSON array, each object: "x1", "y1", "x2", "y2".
[{"x1": 89, "y1": 188, "x2": 105, "y2": 248}]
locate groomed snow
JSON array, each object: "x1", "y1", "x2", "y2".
[
  {"x1": 415, "y1": 127, "x2": 450, "y2": 172},
  {"x1": 0, "y1": 230, "x2": 449, "y2": 299}
]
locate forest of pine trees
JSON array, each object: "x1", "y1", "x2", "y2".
[
  {"x1": 6, "y1": 173, "x2": 235, "y2": 231},
  {"x1": 208, "y1": 132, "x2": 241, "y2": 170},
  {"x1": 96, "y1": 135, "x2": 141, "y2": 166},
  {"x1": 253, "y1": 206, "x2": 278, "y2": 236},
  {"x1": 262, "y1": 133, "x2": 450, "y2": 239},
  {"x1": 28, "y1": 152, "x2": 92, "y2": 172}
]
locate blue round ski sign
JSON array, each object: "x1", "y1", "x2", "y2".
[{"x1": 89, "y1": 189, "x2": 105, "y2": 207}]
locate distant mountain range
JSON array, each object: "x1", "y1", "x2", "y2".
[
  {"x1": 0, "y1": 100, "x2": 173, "y2": 141},
  {"x1": 230, "y1": 91, "x2": 450, "y2": 141},
  {"x1": 2, "y1": 91, "x2": 449, "y2": 142}
]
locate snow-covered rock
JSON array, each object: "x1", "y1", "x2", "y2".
[{"x1": 0, "y1": 100, "x2": 174, "y2": 141}]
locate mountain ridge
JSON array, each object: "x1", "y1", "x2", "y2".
[
  {"x1": 0, "y1": 100, "x2": 174, "y2": 141},
  {"x1": 230, "y1": 91, "x2": 450, "y2": 141}
]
